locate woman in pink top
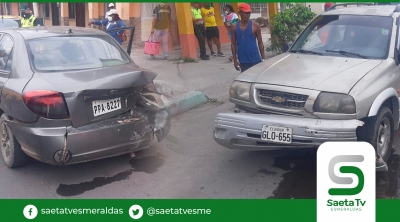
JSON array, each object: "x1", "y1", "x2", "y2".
[{"x1": 223, "y1": 4, "x2": 239, "y2": 61}]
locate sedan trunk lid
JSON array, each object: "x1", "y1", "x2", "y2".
[{"x1": 23, "y1": 64, "x2": 157, "y2": 128}]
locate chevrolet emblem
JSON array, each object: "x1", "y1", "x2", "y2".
[{"x1": 271, "y1": 96, "x2": 286, "y2": 103}]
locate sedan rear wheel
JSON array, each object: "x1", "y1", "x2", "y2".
[{"x1": 0, "y1": 114, "x2": 27, "y2": 168}]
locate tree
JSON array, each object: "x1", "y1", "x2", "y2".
[{"x1": 266, "y1": 3, "x2": 316, "y2": 54}]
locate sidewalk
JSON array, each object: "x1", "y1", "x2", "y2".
[{"x1": 130, "y1": 33, "x2": 276, "y2": 102}]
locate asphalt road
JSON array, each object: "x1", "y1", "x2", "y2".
[{"x1": 0, "y1": 102, "x2": 399, "y2": 199}]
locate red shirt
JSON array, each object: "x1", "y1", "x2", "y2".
[{"x1": 317, "y1": 25, "x2": 329, "y2": 44}]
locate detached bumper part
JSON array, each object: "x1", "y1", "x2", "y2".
[
  {"x1": 376, "y1": 156, "x2": 389, "y2": 172},
  {"x1": 213, "y1": 112, "x2": 364, "y2": 150},
  {"x1": 153, "y1": 110, "x2": 171, "y2": 142}
]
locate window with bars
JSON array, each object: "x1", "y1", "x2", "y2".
[
  {"x1": 45, "y1": 3, "x2": 50, "y2": 17},
  {"x1": 68, "y1": 3, "x2": 75, "y2": 19},
  {"x1": 219, "y1": 2, "x2": 268, "y2": 15},
  {"x1": 246, "y1": 2, "x2": 268, "y2": 14}
]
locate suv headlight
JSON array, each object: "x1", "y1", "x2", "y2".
[
  {"x1": 229, "y1": 81, "x2": 251, "y2": 102},
  {"x1": 313, "y1": 92, "x2": 356, "y2": 114}
]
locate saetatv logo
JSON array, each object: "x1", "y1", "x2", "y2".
[{"x1": 317, "y1": 142, "x2": 375, "y2": 222}]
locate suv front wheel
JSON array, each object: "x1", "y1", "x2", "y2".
[{"x1": 358, "y1": 106, "x2": 394, "y2": 162}]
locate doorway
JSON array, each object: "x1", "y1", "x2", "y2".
[
  {"x1": 51, "y1": 3, "x2": 59, "y2": 26},
  {"x1": 75, "y1": 3, "x2": 85, "y2": 27}
]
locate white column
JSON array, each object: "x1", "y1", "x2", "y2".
[{"x1": 33, "y1": 3, "x2": 39, "y2": 17}]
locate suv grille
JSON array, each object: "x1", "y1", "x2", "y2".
[{"x1": 258, "y1": 89, "x2": 308, "y2": 109}]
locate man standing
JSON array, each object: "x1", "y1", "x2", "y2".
[
  {"x1": 21, "y1": 8, "x2": 39, "y2": 27},
  {"x1": 324, "y1": 2, "x2": 333, "y2": 11},
  {"x1": 201, "y1": 3, "x2": 224, "y2": 57},
  {"x1": 191, "y1": 2, "x2": 209, "y2": 60},
  {"x1": 231, "y1": 3, "x2": 265, "y2": 73},
  {"x1": 105, "y1": 3, "x2": 116, "y2": 19},
  {"x1": 150, "y1": 3, "x2": 172, "y2": 60}
]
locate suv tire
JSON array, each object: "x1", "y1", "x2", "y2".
[{"x1": 358, "y1": 106, "x2": 394, "y2": 162}]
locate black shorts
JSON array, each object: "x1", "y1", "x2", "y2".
[{"x1": 205, "y1": 26, "x2": 219, "y2": 40}]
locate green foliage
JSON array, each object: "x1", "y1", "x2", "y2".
[{"x1": 266, "y1": 3, "x2": 316, "y2": 54}]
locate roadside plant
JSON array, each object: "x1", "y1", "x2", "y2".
[{"x1": 266, "y1": 3, "x2": 316, "y2": 54}]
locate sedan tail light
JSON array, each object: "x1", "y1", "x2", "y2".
[{"x1": 23, "y1": 90, "x2": 70, "y2": 119}]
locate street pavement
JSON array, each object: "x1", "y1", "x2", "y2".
[
  {"x1": 1, "y1": 101, "x2": 400, "y2": 198},
  {"x1": 129, "y1": 34, "x2": 275, "y2": 102},
  {"x1": 1, "y1": 33, "x2": 399, "y2": 198}
]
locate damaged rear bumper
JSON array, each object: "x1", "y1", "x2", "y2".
[
  {"x1": 6, "y1": 110, "x2": 170, "y2": 165},
  {"x1": 213, "y1": 112, "x2": 364, "y2": 150}
]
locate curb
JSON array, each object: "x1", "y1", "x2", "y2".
[{"x1": 164, "y1": 91, "x2": 209, "y2": 118}]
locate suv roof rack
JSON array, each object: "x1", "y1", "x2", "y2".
[{"x1": 326, "y1": 3, "x2": 375, "y2": 11}]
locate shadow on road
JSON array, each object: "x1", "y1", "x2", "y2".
[
  {"x1": 4, "y1": 147, "x2": 164, "y2": 197},
  {"x1": 267, "y1": 148, "x2": 400, "y2": 199}
]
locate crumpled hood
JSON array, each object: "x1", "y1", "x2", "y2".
[{"x1": 235, "y1": 53, "x2": 383, "y2": 94}]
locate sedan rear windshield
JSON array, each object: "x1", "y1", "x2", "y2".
[
  {"x1": 291, "y1": 15, "x2": 393, "y2": 59},
  {"x1": 27, "y1": 36, "x2": 131, "y2": 72},
  {"x1": 0, "y1": 19, "x2": 19, "y2": 29}
]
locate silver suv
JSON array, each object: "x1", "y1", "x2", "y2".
[{"x1": 213, "y1": 4, "x2": 400, "y2": 171}]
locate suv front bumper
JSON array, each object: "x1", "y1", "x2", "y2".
[
  {"x1": 213, "y1": 112, "x2": 389, "y2": 171},
  {"x1": 213, "y1": 112, "x2": 364, "y2": 150}
]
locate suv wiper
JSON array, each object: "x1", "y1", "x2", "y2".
[
  {"x1": 325, "y1": 50, "x2": 369, "y2": 59},
  {"x1": 290, "y1": 49, "x2": 324, "y2": 55}
]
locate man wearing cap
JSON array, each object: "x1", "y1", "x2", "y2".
[
  {"x1": 105, "y1": 3, "x2": 116, "y2": 19},
  {"x1": 231, "y1": 3, "x2": 265, "y2": 73},
  {"x1": 21, "y1": 8, "x2": 39, "y2": 27},
  {"x1": 191, "y1": 2, "x2": 209, "y2": 60},
  {"x1": 88, "y1": 9, "x2": 127, "y2": 45},
  {"x1": 324, "y1": 2, "x2": 333, "y2": 11}
]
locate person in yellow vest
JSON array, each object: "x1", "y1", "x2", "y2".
[
  {"x1": 201, "y1": 3, "x2": 224, "y2": 57},
  {"x1": 191, "y1": 2, "x2": 209, "y2": 60},
  {"x1": 21, "y1": 8, "x2": 39, "y2": 27}
]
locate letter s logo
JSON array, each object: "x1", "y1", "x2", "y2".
[{"x1": 328, "y1": 155, "x2": 364, "y2": 196}]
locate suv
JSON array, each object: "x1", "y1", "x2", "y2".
[{"x1": 213, "y1": 4, "x2": 400, "y2": 171}]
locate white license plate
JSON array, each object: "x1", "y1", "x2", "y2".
[
  {"x1": 261, "y1": 125, "x2": 293, "y2": 144},
  {"x1": 92, "y1": 97, "x2": 121, "y2": 117}
]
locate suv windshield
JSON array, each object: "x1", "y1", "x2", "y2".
[
  {"x1": 290, "y1": 15, "x2": 393, "y2": 59},
  {"x1": 0, "y1": 19, "x2": 19, "y2": 29},
  {"x1": 27, "y1": 36, "x2": 131, "y2": 72}
]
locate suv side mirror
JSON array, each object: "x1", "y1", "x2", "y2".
[{"x1": 283, "y1": 42, "x2": 293, "y2": 52}]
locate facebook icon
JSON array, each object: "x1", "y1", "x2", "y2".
[{"x1": 23, "y1": 205, "x2": 38, "y2": 219}]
